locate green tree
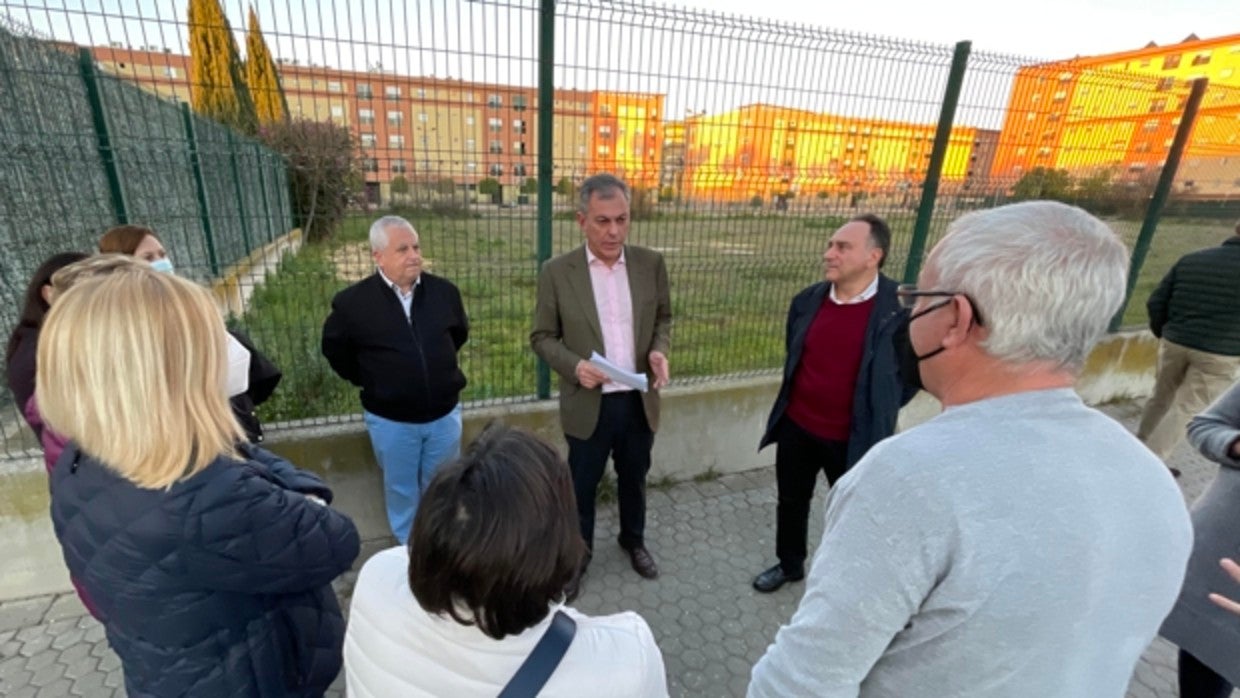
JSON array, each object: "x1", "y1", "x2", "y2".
[
  {"x1": 555, "y1": 177, "x2": 574, "y2": 197},
  {"x1": 477, "y1": 177, "x2": 501, "y2": 197},
  {"x1": 188, "y1": 0, "x2": 257, "y2": 134},
  {"x1": 258, "y1": 119, "x2": 358, "y2": 240},
  {"x1": 750, "y1": 195, "x2": 763, "y2": 209},
  {"x1": 520, "y1": 177, "x2": 539, "y2": 195},
  {"x1": 434, "y1": 177, "x2": 456, "y2": 196},
  {"x1": 390, "y1": 174, "x2": 409, "y2": 197},
  {"x1": 1012, "y1": 167, "x2": 1073, "y2": 201},
  {"x1": 244, "y1": 7, "x2": 287, "y2": 126}
]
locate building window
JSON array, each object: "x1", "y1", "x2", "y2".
[
  {"x1": 1156, "y1": 77, "x2": 1175, "y2": 91},
  {"x1": 597, "y1": 145, "x2": 611, "y2": 156},
  {"x1": 385, "y1": 86, "x2": 400, "y2": 98},
  {"x1": 465, "y1": 138, "x2": 476, "y2": 152},
  {"x1": 1052, "y1": 90, "x2": 1067, "y2": 102},
  {"x1": 466, "y1": 115, "x2": 476, "y2": 126},
  {"x1": 488, "y1": 117, "x2": 503, "y2": 133},
  {"x1": 1149, "y1": 99, "x2": 1167, "y2": 113},
  {"x1": 579, "y1": 123, "x2": 587, "y2": 133},
  {"x1": 513, "y1": 164, "x2": 527, "y2": 177},
  {"x1": 357, "y1": 83, "x2": 373, "y2": 99},
  {"x1": 513, "y1": 95, "x2": 527, "y2": 110},
  {"x1": 487, "y1": 94, "x2": 502, "y2": 108},
  {"x1": 416, "y1": 88, "x2": 427, "y2": 98},
  {"x1": 599, "y1": 125, "x2": 612, "y2": 138},
  {"x1": 391, "y1": 159, "x2": 407, "y2": 173},
  {"x1": 362, "y1": 157, "x2": 378, "y2": 173},
  {"x1": 330, "y1": 105, "x2": 344, "y2": 119},
  {"x1": 489, "y1": 140, "x2": 503, "y2": 154},
  {"x1": 418, "y1": 112, "x2": 428, "y2": 123},
  {"x1": 360, "y1": 133, "x2": 377, "y2": 147},
  {"x1": 359, "y1": 109, "x2": 375, "y2": 125},
  {"x1": 514, "y1": 141, "x2": 526, "y2": 155},
  {"x1": 489, "y1": 164, "x2": 503, "y2": 176},
  {"x1": 513, "y1": 119, "x2": 526, "y2": 134},
  {"x1": 1144, "y1": 118, "x2": 1160, "y2": 131},
  {"x1": 389, "y1": 135, "x2": 405, "y2": 148},
  {"x1": 465, "y1": 162, "x2": 477, "y2": 171},
  {"x1": 327, "y1": 81, "x2": 342, "y2": 92},
  {"x1": 1163, "y1": 54, "x2": 1181, "y2": 70},
  {"x1": 599, "y1": 105, "x2": 612, "y2": 117},
  {"x1": 163, "y1": 66, "x2": 178, "y2": 78},
  {"x1": 1192, "y1": 52, "x2": 1211, "y2": 66}
]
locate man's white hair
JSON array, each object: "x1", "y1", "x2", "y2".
[
  {"x1": 925, "y1": 200, "x2": 1128, "y2": 371},
  {"x1": 369, "y1": 215, "x2": 416, "y2": 253}
]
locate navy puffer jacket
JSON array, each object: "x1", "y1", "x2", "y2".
[{"x1": 51, "y1": 443, "x2": 360, "y2": 697}]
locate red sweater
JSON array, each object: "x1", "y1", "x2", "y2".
[{"x1": 785, "y1": 296, "x2": 875, "y2": 441}]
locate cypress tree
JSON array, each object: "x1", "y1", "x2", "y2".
[
  {"x1": 188, "y1": 0, "x2": 258, "y2": 134},
  {"x1": 245, "y1": 6, "x2": 288, "y2": 125}
]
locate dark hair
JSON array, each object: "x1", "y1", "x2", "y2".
[
  {"x1": 98, "y1": 225, "x2": 159, "y2": 255},
  {"x1": 5, "y1": 252, "x2": 90, "y2": 364},
  {"x1": 408, "y1": 423, "x2": 586, "y2": 640},
  {"x1": 851, "y1": 213, "x2": 891, "y2": 269}
]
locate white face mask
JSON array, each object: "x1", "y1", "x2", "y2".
[
  {"x1": 225, "y1": 334, "x2": 251, "y2": 398},
  {"x1": 149, "y1": 258, "x2": 174, "y2": 274}
]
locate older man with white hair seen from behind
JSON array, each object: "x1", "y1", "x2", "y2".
[
  {"x1": 748, "y1": 201, "x2": 1192, "y2": 697},
  {"x1": 322, "y1": 215, "x2": 469, "y2": 545}
]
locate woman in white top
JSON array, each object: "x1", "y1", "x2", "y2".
[{"x1": 345, "y1": 423, "x2": 669, "y2": 697}]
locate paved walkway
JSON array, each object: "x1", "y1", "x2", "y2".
[{"x1": 0, "y1": 401, "x2": 1228, "y2": 697}]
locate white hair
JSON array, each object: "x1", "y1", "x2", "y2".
[
  {"x1": 369, "y1": 215, "x2": 416, "y2": 253},
  {"x1": 925, "y1": 200, "x2": 1128, "y2": 371}
]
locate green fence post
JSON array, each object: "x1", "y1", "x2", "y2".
[
  {"x1": 1109, "y1": 78, "x2": 1208, "y2": 331},
  {"x1": 535, "y1": 0, "x2": 556, "y2": 400},
  {"x1": 78, "y1": 48, "x2": 128, "y2": 225},
  {"x1": 903, "y1": 40, "x2": 971, "y2": 284},
  {"x1": 181, "y1": 103, "x2": 220, "y2": 276},
  {"x1": 228, "y1": 131, "x2": 254, "y2": 256}
]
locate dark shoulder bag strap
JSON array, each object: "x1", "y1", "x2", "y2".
[{"x1": 497, "y1": 610, "x2": 577, "y2": 698}]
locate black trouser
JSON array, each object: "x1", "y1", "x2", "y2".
[
  {"x1": 1179, "y1": 649, "x2": 1234, "y2": 698},
  {"x1": 774, "y1": 417, "x2": 849, "y2": 574},
  {"x1": 566, "y1": 391, "x2": 654, "y2": 552}
]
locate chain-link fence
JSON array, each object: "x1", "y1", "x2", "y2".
[{"x1": 1, "y1": 1, "x2": 1237, "y2": 457}]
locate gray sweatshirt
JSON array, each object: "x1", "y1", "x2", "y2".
[{"x1": 749, "y1": 388, "x2": 1192, "y2": 698}]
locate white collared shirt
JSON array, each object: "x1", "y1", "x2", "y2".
[
  {"x1": 829, "y1": 274, "x2": 879, "y2": 305},
  {"x1": 378, "y1": 268, "x2": 421, "y2": 319}
]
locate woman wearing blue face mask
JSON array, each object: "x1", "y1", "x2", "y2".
[{"x1": 99, "y1": 225, "x2": 283, "y2": 443}]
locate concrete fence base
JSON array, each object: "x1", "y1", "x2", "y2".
[{"x1": 0, "y1": 330, "x2": 1162, "y2": 602}]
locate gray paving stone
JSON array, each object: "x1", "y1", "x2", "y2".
[
  {"x1": 0, "y1": 598, "x2": 52, "y2": 635},
  {"x1": 43, "y1": 594, "x2": 89, "y2": 624}
]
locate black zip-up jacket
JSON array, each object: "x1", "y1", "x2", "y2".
[
  {"x1": 759, "y1": 274, "x2": 916, "y2": 467},
  {"x1": 321, "y1": 272, "x2": 469, "y2": 423},
  {"x1": 1147, "y1": 236, "x2": 1240, "y2": 357}
]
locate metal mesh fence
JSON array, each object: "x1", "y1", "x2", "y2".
[{"x1": 1, "y1": 1, "x2": 1237, "y2": 456}]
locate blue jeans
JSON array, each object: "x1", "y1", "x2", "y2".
[{"x1": 363, "y1": 405, "x2": 462, "y2": 544}]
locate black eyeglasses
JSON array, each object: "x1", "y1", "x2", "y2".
[{"x1": 896, "y1": 284, "x2": 986, "y2": 327}]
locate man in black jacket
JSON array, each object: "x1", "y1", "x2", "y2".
[
  {"x1": 752, "y1": 214, "x2": 915, "y2": 593},
  {"x1": 322, "y1": 215, "x2": 469, "y2": 544},
  {"x1": 1137, "y1": 223, "x2": 1240, "y2": 473}
]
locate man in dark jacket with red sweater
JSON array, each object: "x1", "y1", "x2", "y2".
[
  {"x1": 322, "y1": 215, "x2": 469, "y2": 544},
  {"x1": 753, "y1": 214, "x2": 915, "y2": 593}
]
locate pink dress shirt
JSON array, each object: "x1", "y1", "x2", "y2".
[{"x1": 586, "y1": 247, "x2": 637, "y2": 394}]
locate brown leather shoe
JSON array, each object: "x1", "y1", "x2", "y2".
[{"x1": 625, "y1": 546, "x2": 659, "y2": 579}]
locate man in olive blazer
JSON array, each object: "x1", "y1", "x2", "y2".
[{"x1": 531, "y1": 173, "x2": 672, "y2": 584}]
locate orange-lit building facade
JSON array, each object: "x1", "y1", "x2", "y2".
[
  {"x1": 88, "y1": 46, "x2": 664, "y2": 201},
  {"x1": 679, "y1": 104, "x2": 989, "y2": 203},
  {"x1": 993, "y1": 33, "x2": 1240, "y2": 197}
]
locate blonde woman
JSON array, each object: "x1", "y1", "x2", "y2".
[{"x1": 39, "y1": 270, "x2": 359, "y2": 697}]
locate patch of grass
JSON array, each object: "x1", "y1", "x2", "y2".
[
  {"x1": 650, "y1": 474, "x2": 679, "y2": 491},
  {"x1": 692, "y1": 467, "x2": 720, "y2": 483},
  {"x1": 240, "y1": 209, "x2": 1221, "y2": 423}
]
